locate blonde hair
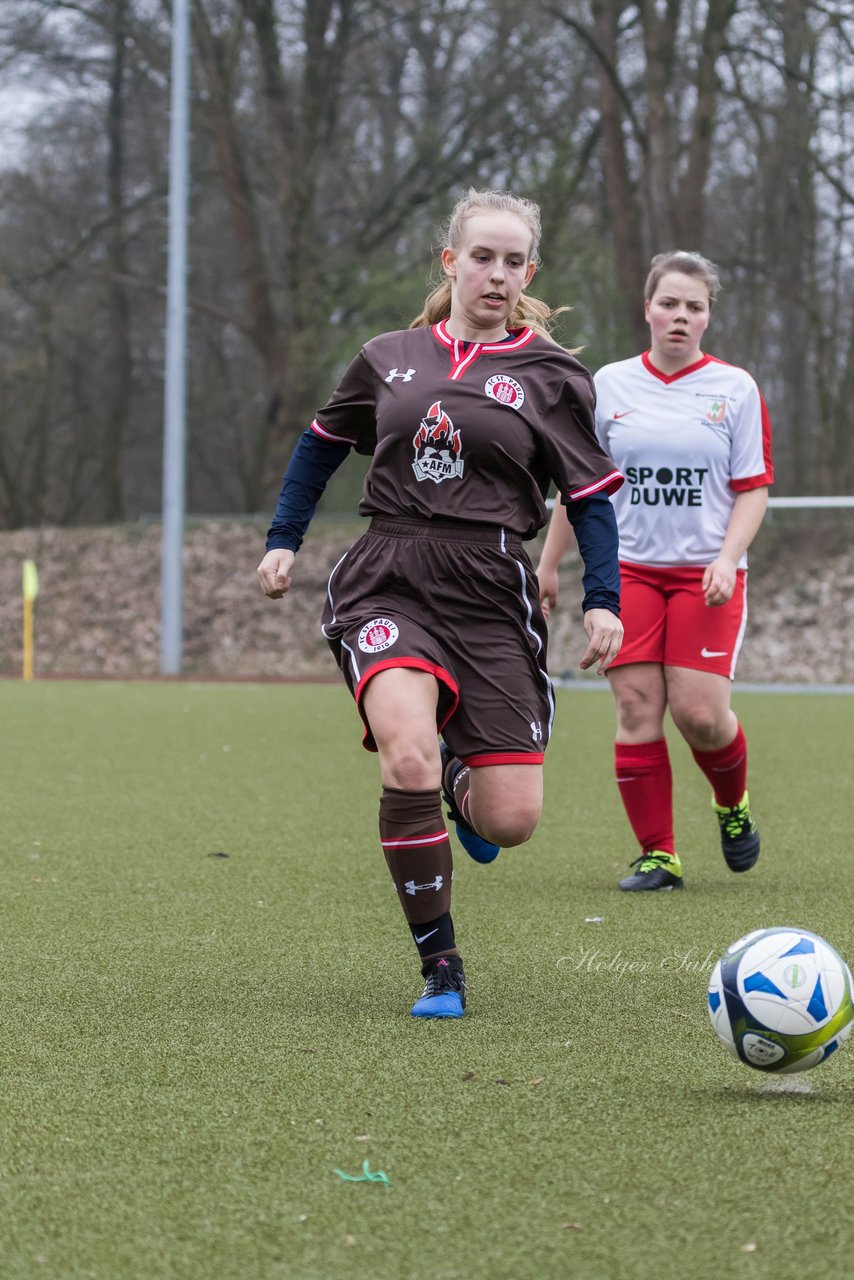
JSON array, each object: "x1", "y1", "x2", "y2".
[
  {"x1": 410, "y1": 188, "x2": 572, "y2": 346},
  {"x1": 644, "y1": 251, "x2": 721, "y2": 304}
]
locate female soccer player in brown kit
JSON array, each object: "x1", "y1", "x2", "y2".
[
  {"x1": 537, "y1": 251, "x2": 773, "y2": 892},
  {"x1": 257, "y1": 189, "x2": 624, "y2": 1016}
]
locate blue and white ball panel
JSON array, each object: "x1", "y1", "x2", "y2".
[
  {"x1": 707, "y1": 927, "x2": 854, "y2": 1074},
  {"x1": 707, "y1": 959, "x2": 736, "y2": 1057},
  {"x1": 735, "y1": 929, "x2": 848, "y2": 1036}
]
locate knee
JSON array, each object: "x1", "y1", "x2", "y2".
[
  {"x1": 480, "y1": 801, "x2": 541, "y2": 848},
  {"x1": 673, "y1": 706, "x2": 722, "y2": 748},
  {"x1": 614, "y1": 688, "x2": 659, "y2": 738},
  {"x1": 380, "y1": 741, "x2": 440, "y2": 791}
]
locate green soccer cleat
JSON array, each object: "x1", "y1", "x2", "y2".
[
  {"x1": 713, "y1": 791, "x2": 760, "y2": 872},
  {"x1": 619, "y1": 851, "x2": 684, "y2": 892}
]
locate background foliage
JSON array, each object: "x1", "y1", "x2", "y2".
[{"x1": 1, "y1": 0, "x2": 852, "y2": 528}]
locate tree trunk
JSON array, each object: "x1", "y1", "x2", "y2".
[
  {"x1": 640, "y1": 0, "x2": 679, "y2": 250},
  {"x1": 770, "y1": 0, "x2": 817, "y2": 489},
  {"x1": 592, "y1": 0, "x2": 646, "y2": 346},
  {"x1": 103, "y1": 0, "x2": 132, "y2": 521},
  {"x1": 675, "y1": 0, "x2": 739, "y2": 247}
]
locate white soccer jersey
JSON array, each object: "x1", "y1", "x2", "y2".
[{"x1": 594, "y1": 352, "x2": 774, "y2": 567}]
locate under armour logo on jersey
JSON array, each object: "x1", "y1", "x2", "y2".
[
  {"x1": 385, "y1": 367, "x2": 416, "y2": 383},
  {"x1": 530, "y1": 720, "x2": 543, "y2": 742},
  {"x1": 405, "y1": 876, "x2": 444, "y2": 895}
]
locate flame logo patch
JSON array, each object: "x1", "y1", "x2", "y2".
[{"x1": 412, "y1": 401, "x2": 464, "y2": 485}]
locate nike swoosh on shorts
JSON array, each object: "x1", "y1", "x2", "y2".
[{"x1": 701, "y1": 648, "x2": 728, "y2": 658}]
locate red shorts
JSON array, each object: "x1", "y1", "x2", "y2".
[{"x1": 611, "y1": 562, "x2": 748, "y2": 679}]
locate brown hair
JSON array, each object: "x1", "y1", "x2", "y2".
[
  {"x1": 410, "y1": 188, "x2": 572, "y2": 346},
  {"x1": 644, "y1": 251, "x2": 721, "y2": 304}
]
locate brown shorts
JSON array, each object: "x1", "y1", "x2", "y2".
[{"x1": 321, "y1": 517, "x2": 553, "y2": 765}]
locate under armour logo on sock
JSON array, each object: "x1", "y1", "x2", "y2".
[{"x1": 404, "y1": 876, "x2": 444, "y2": 895}]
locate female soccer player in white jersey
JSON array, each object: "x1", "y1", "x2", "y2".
[
  {"x1": 257, "y1": 190, "x2": 624, "y2": 1015},
  {"x1": 537, "y1": 251, "x2": 774, "y2": 892}
]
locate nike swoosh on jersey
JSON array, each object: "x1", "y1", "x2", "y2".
[
  {"x1": 701, "y1": 647, "x2": 728, "y2": 658},
  {"x1": 612, "y1": 410, "x2": 636, "y2": 419},
  {"x1": 414, "y1": 927, "x2": 439, "y2": 945}
]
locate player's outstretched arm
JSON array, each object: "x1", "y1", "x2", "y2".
[{"x1": 257, "y1": 548, "x2": 296, "y2": 599}]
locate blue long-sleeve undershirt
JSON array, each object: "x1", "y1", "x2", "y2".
[
  {"x1": 266, "y1": 428, "x2": 620, "y2": 616},
  {"x1": 265, "y1": 429, "x2": 351, "y2": 553},
  {"x1": 564, "y1": 491, "x2": 621, "y2": 615}
]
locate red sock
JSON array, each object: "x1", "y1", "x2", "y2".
[
  {"x1": 614, "y1": 739, "x2": 675, "y2": 855},
  {"x1": 691, "y1": 724, "x2": 747, "y2": 808}
]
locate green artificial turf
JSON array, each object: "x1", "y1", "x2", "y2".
[{"x1": 1, "y1": 680, "x2": 852, "y2": 1280}]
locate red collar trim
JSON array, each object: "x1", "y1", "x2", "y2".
[
  {"x1": 642, "y1": 350, "x2": 713, "y2": 384},
  {"x1": 433, "y1": 321, "x2": 535, "y2": 380},
  {"x1": 433, "y1": 320, "x2": 535, "y2": 353}
]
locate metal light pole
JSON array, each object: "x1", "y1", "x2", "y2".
[{"x1": 160, "y1": 0, "x2": 190, "y2": 674}]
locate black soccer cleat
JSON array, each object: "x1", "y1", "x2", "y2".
[
  {"x1": 619, "y1": 851, "x2": 684, "y2": 892},
  {"x1": 713, "y1": 791, "x2": 760, "y2": 872},
  {"x1": 410, "y1": 954, "x2": 467, "y2": 1018}
]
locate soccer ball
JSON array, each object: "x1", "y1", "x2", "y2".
[{"x1": 707, "y1": 927, "x2": 854, "y2": 1074}]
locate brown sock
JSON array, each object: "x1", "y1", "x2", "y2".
[{"x1": 379, "y1": 786, "x2": 453, "y2": 924}]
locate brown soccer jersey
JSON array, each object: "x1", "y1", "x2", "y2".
[{"x1": 311, "y1": 321, "x2": 623, "y2": 539}]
